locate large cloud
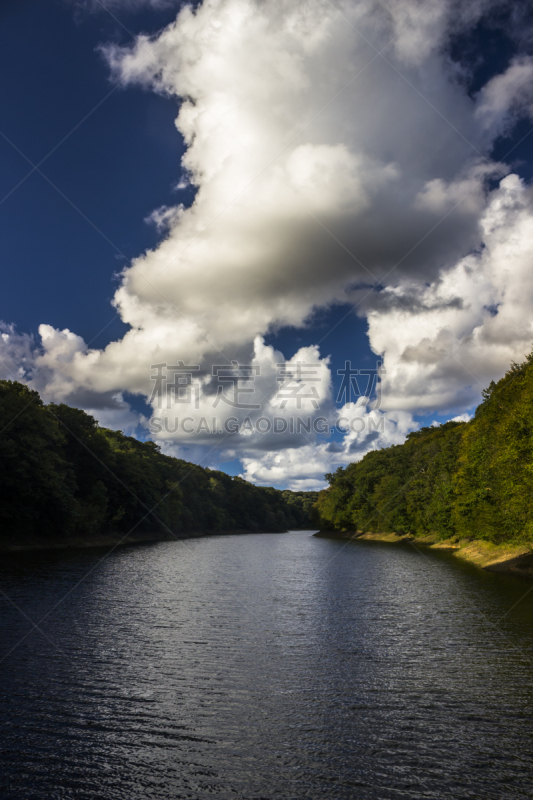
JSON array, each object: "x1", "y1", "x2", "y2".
[
  {"x1": 3, "y1": 0, "x2": 533, "y2": 487},
  {"x1": 365, "y1": 173, "x2": 533, "y2": 414}
]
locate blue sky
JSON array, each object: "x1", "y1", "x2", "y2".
[
  {"x1": 1, "y1": 0, "x2": 184, "y2": 347},
  {"x1": 1, "y1": 0, "x2": 533, "y2": 488}
]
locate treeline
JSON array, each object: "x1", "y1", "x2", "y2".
[
  {"x1": 0, "y1": 381, "x2": 316, "y2": 546},
  {"x1": 314, "y1": 352, "x2": 533, "y2": 545}
]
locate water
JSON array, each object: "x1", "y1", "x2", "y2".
[{"x1": 1, "y1": 531, "x2": 533, "y2": 799}]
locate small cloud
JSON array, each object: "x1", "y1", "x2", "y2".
[
  {"x1": 144, "y1": 204, "x2": 184, "y2": 232},
  {"x1": 450, "y1": 413, "x2": 472, "y2": 423}
]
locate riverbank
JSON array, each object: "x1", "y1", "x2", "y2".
[
  {"x1": 316, "y1": 531, "x2": 533, "y2": 578},
  {"x1": 0, "y1": 528, "x2": 288, "y2": 553}
]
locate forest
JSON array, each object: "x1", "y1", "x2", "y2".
[
  {"x1": 0, "y1": 380, "x2": 316, "y2": 546},
  {"x1": 314, "y1": 352, "x2": 533, "y2": 545}
]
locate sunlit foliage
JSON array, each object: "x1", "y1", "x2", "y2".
[{"x1": 314, "y1": 353, "x2": 533, "y2": 545}]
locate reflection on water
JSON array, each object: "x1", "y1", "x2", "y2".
[{"x1": 0, "y1": 531, "x2": 532, "y2": 799}]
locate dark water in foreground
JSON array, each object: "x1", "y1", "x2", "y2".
[{"x1": 1, "y1": 531, "x2": 533, "y2": 799}]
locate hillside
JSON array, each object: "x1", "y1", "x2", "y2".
[
  {"x1": 0, "y1": 381, "x2": 316, "y2": 548},
  {"x1": 314, "y1": 352, "x2": 533, "y2": 547}
]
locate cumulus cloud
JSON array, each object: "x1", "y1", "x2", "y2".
[
  {"x1": 365, "y1": 174, "x2": 533, "y2": 414},
  {"x1": 475, "y1": 56, "x2": 533, "y2": 142},
  {"x1": 241, "y1": 400, "x2": 416, "y2": 490},
  {"x1": 450, "y1": 412, "x2": 472, "y2": 423},
  {"x1": 0, "y1": 325, "x2": 36, "y2": 384},
  {"x1": 148, "y1": 336, "x2": 333, "y2": 451},
  {"x1": 4, "y1": 0, "x2": 533, "y2": 486}
]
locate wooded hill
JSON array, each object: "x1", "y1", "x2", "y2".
[
  {"x1": 314, "y1": 352, "x2": 533, "y2": 545},
  {"x1": 0, "y1": 381, "x2": 316, "y2": 546}
]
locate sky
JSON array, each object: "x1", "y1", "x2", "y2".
[{"x1": 1, "y1": 0, "x2": 533, "y2": 490}]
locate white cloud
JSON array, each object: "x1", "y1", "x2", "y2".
[
  {"x1": 241, "y1": 400, "x2": 417, "y2": 490},
  {"x1": 450, "y1": 412, "x2": 472, "y2": 423},
  {"x1": 0, "y1": 324, "x2": 36, "y2": 384},
  {"x1": 366, "y1": 174, "x2": 533, "y2": 414},
  {"x1": 475, "y1": 56, "x2": 533, "y2": 142},
  {"x1": 148, "y1": 335, "x2": 333, "y2": 450}
]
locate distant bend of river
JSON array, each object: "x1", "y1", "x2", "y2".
[{"x1": 1, "y1": 531, "x2": 533, "y2": 799}]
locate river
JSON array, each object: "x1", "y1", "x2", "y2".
[{"x1": 1, "y1": 530, "x2": 532, "y2": 799}]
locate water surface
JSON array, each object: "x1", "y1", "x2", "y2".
[{"x1": 1, "y1": 531, "x2": 532, "y2": 799}]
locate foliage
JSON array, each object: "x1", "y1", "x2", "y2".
[
  {"x1": 0, "y1": 381, "x2": 317, "y2": 544},
  {"x1": 314, "y1": 352, "x2": 533, "y2": 545}
]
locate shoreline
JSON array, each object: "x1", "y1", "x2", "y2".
[
  {"x1": 316, "y1": 530, "x2": 533, "y2": 579},
  {"x1": 0, "y1": 528, "x2": 288, "y2": 553}
]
